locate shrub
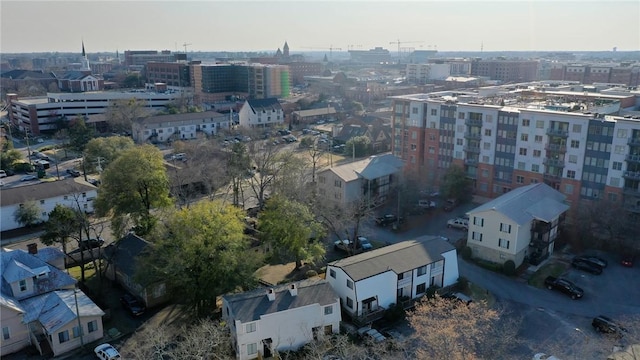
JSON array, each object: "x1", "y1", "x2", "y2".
[
  {"x1": 305, "y1": 270, "x2": 318, "y2": 278},
  {"x1": 503, "y1": 260, "x2": 516, "y2": 276},
  {"x1": 426, "y1": 285, "x2": 438, "y2": 299},
  {"x1": 476, "y1": 259, "x2": 503, "y2": 272},
  {"x1": 461, "y1": 246, "x2": 472, "y2": 260},
  {"x1": 383, "y1": 302, "x2": 405, "y2": 323},
  {"x1": 457, "y1": 276, "x2": 469, "y2": 292},
  {"x1": 319, "y1": 266, "x2": 326, "y2": 274}
]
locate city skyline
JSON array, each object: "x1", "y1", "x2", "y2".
[{"x1": 1, "y1": 1, "x2": 639, "y2": 54}]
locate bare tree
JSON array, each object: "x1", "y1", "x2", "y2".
[
  {"x1": 245, "y1": 141, "x2": 292, "y2": 210},
  {"x1": 105, "y1": 98, "x2": 149, "y2": 134}
]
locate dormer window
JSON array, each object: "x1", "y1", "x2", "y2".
[{"x1": 19, "y1": 279, "x2": 27, "y2": 292}]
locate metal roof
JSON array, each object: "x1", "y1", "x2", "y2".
[
  {"x1": 467, "y1": 183, "x2": 569, "y2": 225},
  {"x1": 21, "y1": 290, "x2": 104, "y2": 333},
  {"x1": 0, "y1": 177, "x2": 96, "y2": 207},
  {"x1": 327, "y1": 153, "x2": 403, "y2": 183},
  {"x1": 223, "y1": 279, "x2": 338, "y2": 323},
  {"x1": 329, "y1": 235, "x2": 455, "y2": 282},
  {"x1": 0, "y1": 292, "x2": 25, "y2": 313}
]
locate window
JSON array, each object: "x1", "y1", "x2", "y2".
[
  {"x1": 458, "y1": 112, "x2": 465, "y2": 119},
  {"x1": 416, "y1": 283, "x2": 427, "y2": 294},
  {"x1": 481, "y1": 169, "x2": 489, "y2": 178},
  {"x1": 324, "y1": 305, "x2": 333, "y2": 315},
  {"x1": 431, "y1": 109, "x2": 437, "y2": 116},
  {"x1": 2, "y1": 327, "x2": 9, "y2": 340},
  {"x1": 87, "y1": 320, "x2": 98, "y2": 333},
  {"x1": 610, "y1": 177, "x2": 620, "y2": 187},
  {"x1": 568, "y1": 155, "x2": 577, "y2": 164},
  {"x1": 617, "y1": 129, "x2": 628, "y2": 138},
  {"x1": 246, "y1": 322, "x2": 256, "y2": 333},
  {"x1": 247, "y1": 343, "x2": 258, "y2": 356},
  {"x1": 412, "y1": 107, "x2": 418, "y2": 114},
  {"x1": 567, "y1": 170, "x2": 576, "y2": 179},
  {"x1": 534, "y1": 135, "x2": 543, "y2": 143},
  {"x1": 472, "y1": 231, "x2": 483, "y2": 242},
  {"x1": 519, "y1": 148, "x2": 527, "y2": 156},
  {"x1": 564, "y1": 184, "x2": 574, "y2": 194},
  {"x1": 428, "y1": 146, "x2": 435, "y2": 154},
  {"x1": 522, "y1": 119, "x2": 530, "y2": 126},
  {"x1": 608, "y1": 193, "x2": 618, "y2": 202},
  {"x1": 346, "y1": 297, "x2": 353, "y2": 308},
  {"x1": 411, "y1": 144, "x2": 417, "y2": 151},
  {"x1": 318, "y1": 176, "x2": 325, "y2": 184},
  {"x1": 417, "y1": 265, "x2": 427, "y2": 276},
  {"x1": 456, "y1": 138, "x2": 463, "y2": 146},
  {"x1": 334, "y1": 180, "x2": 342, "y2": 188},
  {"x1": 473, "y1": 217, "x2": 484, "y2": 226},
  {"x1": 612, "y1": 161, "x2": 622, "y2": 171},
  {"x1": 536, "y1": 120, "x2": 544, "y2": 128},
  {"x1": 485, "y1": 129, "x2": 492, "y2": 136},
  {"x1": 570, "y1": 140, "x2": 580, "y2": 148},
  {"x1": 411, "y1": 131, "x2": 417, "y2": 140},
  {"x1": 346, "y1": 279, "x2": 353, "y2": 289},
  {"x1": 520, "y1": 133, "x2": 528, "y2": 141},
  {"x1": 516, "y1": 175, "x2": 524, "y2": 184},
  {"x1": 517, "y1": 161, "x2": 525, "y2": 170},
  {"x1": 531, "y1": 164, "x2": 540, "y2": 172},
  {"x1": 615, "y1": 145, "x2": 625, "y2": 154},
  {"x1": 499, "y1": 238, "x2": 510, "y2": 249},
  {"x1": 73, "y1": 325, "x2": 82, "y2": 338},
  {"x1": 573, "y1": 124, "x2": 582, "y2": 133},
  {"x1": 58, "y1": 330, "x2": 69, "y2": 344},
  {"x1": 533, "y1": 150, "x2": 541, "y2": 157},
  {"x1": 19, "y1": 280, "x2": 27, "y2": 292},
  {"x1": 500, "y1": 223, "x2": 511, "y2": 233},
  {"x1": 329, "y1": 269, "x2": 336, "y2": 278}
]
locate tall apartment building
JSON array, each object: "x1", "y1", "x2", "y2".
[
  {"x1": 391, "y1": 84, "x2": 640, "y2": 215},
  {"x1": 405, "y1": 63, "x2": 451, "y2": 84},
  {"x1": 470, "y1": 59, "x2": 539, "y2": 83},
  {"x1": 145, "y1": 62, "x2": 191, "y2": 87},
  {"x1": 547, "y1": 63, "x2": 640, "y2": 87}
]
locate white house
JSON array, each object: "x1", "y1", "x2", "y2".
[
  {"x1": 238, "y1": 98, "x2": 284, "y2": 128},
  {"x1": 0, "y1": 178, "x2": 97, "y2": 232},
  {"x1": 316, "y1": 153, "x2": 404, "y2": 207},
  {"x1": 0, "y1": 247, "x2": 104, "y2": 357},
  {"x1": 222, "y1": 279, "x2": 341, "y2": 360},
  {"x1": 326, "y1": 235, "x2": 458, "y2": 324},
  {"x1": 131, "y1": 110, "x2": 231, "y2": 144},
  {"x1": 466, "y1": 182, "x2": 569, "y2": 267}
]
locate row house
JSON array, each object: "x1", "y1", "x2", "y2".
[{"x1": 131, "y1": 110, "x2": 230, "y2": 144}]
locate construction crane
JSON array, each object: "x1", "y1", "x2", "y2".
[
  {"x1": 301, "y1": 45, "x2": 343, "y2": 58},
  {"x1": 347, "y1": 44, "x2": 363, "y2": 51},
  {"x1": 389, "y1": 39, "x2": 424, "y2": 63},
  {"x1": 182, "y1": 42, "x2": 192, "y2": 54}
]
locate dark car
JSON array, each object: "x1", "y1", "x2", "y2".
[
  {"x1": 120, "y1": 293, "x2": 146, "y2": 316},
  {"x1": 621, "y1": 254, "x2": 635, "y2": 267},
  {"x1": 375, "y1": 214, "x2": 403, "y2": 227},
  {"x1": 443, "y1": 199, "x2": 458, "y2": 212},
  {"x1": 571, "y1": 259, "x2": 603, "y2": 275},
  {"x1": 574, "y1": 255, "x2": 607, "y2": 269},
  {"x1": 592, "y1": 315, "x2": 626, "y2": 337},
  {"x1": 66, "y1": 168, "x2": 81, "y2": 177},
  {"x1": 544, "y1": 276, "x2": 584, "y2": 300},
  {"x1": 79, "y1": 238, "x2": 104, "y2": 250}
]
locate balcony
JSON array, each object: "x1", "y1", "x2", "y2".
[
  {"x1": 546, "y1": 128, "x2": 569, "y2": 138},
  {"x1": 623, "y1": 187, "x2": 640, "y2": 196},
  {"x1": 626, "y1": 154, "x2": 640, "y2": 163},
  {"x1": 628, "y1": 138, "x2": 640, "y2": 146},
  {"x1": 545, "y1": 143, "x2": 567, "y2": 153},
  {"x1": 464, "y1": 158, "x2": 478, "y2": 166},
  {"x1": 353, "y1": 306, "x2": 386, "y2": 327},
  {"x1": 466, "y1": 171, "x2": 477, "y2": 179},
  {"x1": 465, "y1": 119, "x2": 482, "y2": 127},
  {"x1": 463, "y1": 145, "x2": 481, "y2": 153},
  {"x1": 625, "y1": 204, "x2": 640, "y2": 214},
  {"x1": 623, "y1": 171, "x2": 640, "y2": 181},
  {"x1": 543, "y1": 158, "x2": 565, "y2": 168},
  {"x1": 543, "y1": 173, "x2": 561, "y2": 181},
  {"x1": 463, "y1": 132, "x2": 482, "y2": 140}
]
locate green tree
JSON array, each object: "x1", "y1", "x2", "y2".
[
  {"x1": 345, "y1": 136, "x2": 371, "y2": 158},
  {"x1": 441, "y1": 165, "x2": 472, "y2": 202},
  {"x1": 84, "y1": 136, "x2": 135, "y2": 172},
  {"x1": 13, "y1": 200, "x2": 42, "y2": 228},
  {"x1": 137, "y1": 201, "x2": 259, "y2": 316},
  {"x1": 123, "y1": 73, "x2": 144, "y2": 88},
  {"x1": 41, "y1": 204, "x2": 80, "y2": 255},
  {"x1": 259, "y1": 196, "x2": 325, "y2": 268},
  {"x1": 95, "y1": 145, "x2": 172, "y2": 236},
  {"x1": 67, "y1": 116, "x2": 94, "y2": 152},
  {"x1": 1, "y1": 149, "x2": 22, "y2": 171}
]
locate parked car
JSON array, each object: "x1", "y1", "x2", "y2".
[
  {"x1": 447, "y1": 218, "x2": 469, "y2": 230},
  {"x1": 544, "y1": 276, "x2": 584, "y2": 300},
  {"x1": 79, "y1": 238, "x2": 105, "y2": 250},
  {"x1": 357, "y1": 236, "x2": 373, "y2": 251},
  {"x1": 120, "y1": 293, "x2": 146, "y2": 316},
  {"x1": 357, "y1": 327, "x2": 386, "y2": 343},
  {"x1": 87, "y1": 178, "x2": 101, "y2": 186},
  {"x1": 592, "y1": 315, "x2": 626, "y2": 337},
  {"x1": 20, "y1": 175, "x2": 38, "y2": 182},
  {"x1": 621, "y1": 254, "x2": 635, "y2": 267},
  {"x1": 571, "y1": 259, "x2": 603, "y2": 275},
  {"x1": 573, "y1": 255, "x2": 607, "y2": 268},
  {"x1": 334, "y1": 239, "x2": 357, "y2": 253},
  {"x1": 94, "y1": 343, "x2": 121, "y2": 360},
  {"x1": 442, "y1": 292, "x2": 473, "y2": 305},
  {"x1": 418, "y1": 199, "x2": 436, "y2": 209},
  {"x1": 66, "y1": 168, "x2": 81, "y2": 177},
  {"x1": 0, "y1": 170, "x2": 6, "y2": 178},
  {"x1": 375, "y1": 214, "x2": 402, "y2": 227},
  {"x1": 532, "y1": 354, "x2": 561, "y2": 360},
  {"x1": 171, "y1": 153, "x2": 186, "y2": 161},
  {"x1": 443, "y1": 199, "x2": 458, "y2": 212}
]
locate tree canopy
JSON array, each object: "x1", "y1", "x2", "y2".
[
  {"x1": 104, "y1": 98, "x2": 148, "y2": 134},
  {"x1": 441, "y1": 165, "x2": 472, "y2": 202},
  {"x1": 13, "y1": 200, "x2": 42, "y2": 228},
  {"x1": 41, "y1": 204, "x2": 81, "y2": 254},
  {"x1": 84, "y1": 136, "x2": 135, "y2": 172},
  {"x1": 137, "y1": 201, "x2": 259, "y2": 316},
  {"x1": 67, "y1": 116, "x2": 94, "y2": 152},
  {"x1": 259, "y1": 196, "x2": 325, "y2": 268},
  {"x1": 95, "y1": 144, "x2": 171, "y2": 236},
  {"x1": 345, "y1": 136, "x2": 371, "y2": 158}
]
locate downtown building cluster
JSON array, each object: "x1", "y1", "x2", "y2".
[{"x1": 390, "y1": 81, "x2": 640, "y2": 216}]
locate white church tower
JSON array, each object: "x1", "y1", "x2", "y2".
[{"x1": 81, "y1": 41, "x2": 91, "y2": 72}]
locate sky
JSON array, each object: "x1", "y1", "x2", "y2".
[{"x1": 1, "y1": 0, "x2": 639, "y2": 54}]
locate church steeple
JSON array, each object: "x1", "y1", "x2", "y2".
[
  {"x1": 283, "y1": 41, "x2": 289, "y2": 57},
  {"x1": 80, "y1": 40, "x2": 91, "y2": 72}
]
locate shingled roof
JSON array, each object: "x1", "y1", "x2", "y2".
[
  {"x1": 0, "y1": 178, "x2": 96, "y2": 207},
  {"x1": 246, "y1": 98, "x2": 282, "y2": 113}
]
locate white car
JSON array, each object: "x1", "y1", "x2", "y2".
[
  {"x1": 447, "y1": 218, "x2": 469, "y2": 230},
  {"x1": 533, "y1": 353, "x2": 561, "y2": 360},
  {"x1": 94, "y1": 343, "x2": 121, "y2": 360}
]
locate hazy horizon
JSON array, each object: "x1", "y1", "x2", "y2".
[{"x1": 1, "y1": 1, "x2": 639, "y2": 54}]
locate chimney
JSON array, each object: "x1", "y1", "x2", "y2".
[
  {"x1": 289, "y1": 283, "x2": 298, "y2": 297},
  {"x1": 266, "y1": 288, "x2": 275, "y2": 302},
  {"x1": 27, "y1": 243, "x2": 38, "y2": 255}
]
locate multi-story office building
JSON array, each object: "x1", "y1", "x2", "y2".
[
  {"x1": 348, "y1": 47, "x2": 392, "y2": 64},
  {"x1": 145, "y1": 62, "x2": 191, "y2": 87},
  {"x1": 390, "y1": 82, "x2": 640, "y2": 215},
  {"x1": 124, "y1": 50, "x2": 177, "y2": 67},
  {"x1": 546, "y1": 63, "x2": 640, "y2": 87},
  {"x1": 405, "y1": 63, "x2": 451, "y2": 84},
  {"x1": 470, "y1": 59, "x2": 539, "y2": 83}
]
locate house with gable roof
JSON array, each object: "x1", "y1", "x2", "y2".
[
  {"x1": 326, "y1": 235, "x2": 458, "y2": 325},
  {"x1": 222, "y1": 279, "x2": 341, "y2": 360},
  {"x1": 466, "y1": 182, "x2": 569, "y2": 267},
  {"x1": 315, "y1": 153, "x2": 403, "y2": 207},
  {"x1": 0, "y1": 247, "x2": 104, "y2": 357},
  {"x1": 238, "y1": 98, "x2": 284, "y2": 128}
]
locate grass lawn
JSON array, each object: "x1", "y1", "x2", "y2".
[
  {"x1": 67, "y1": 264, "x2": 97, "y2": 280},
  {"x1": 527, "y1": 262, "x2": 567, "y2": 288},
  {"x1": 468, "y1": 282, "x2": 496, "y2": 307}
]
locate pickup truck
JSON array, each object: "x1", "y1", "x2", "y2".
[
  {"x1": 544, "y1": 276, "x2": 584, "y2": 300},
  {"x1": 375, "y1": 214, "x2": 403, "y2": 227}
]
